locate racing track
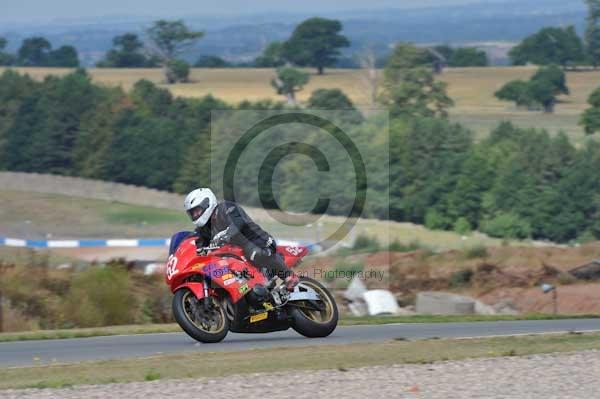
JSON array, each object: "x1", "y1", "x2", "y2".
[{"x1": 2, "y1": 318, "x2": 600, "y2": 367}]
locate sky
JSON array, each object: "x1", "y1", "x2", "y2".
[{"x1": 1, "y1": 0, "x2": 485, "y2": 24}]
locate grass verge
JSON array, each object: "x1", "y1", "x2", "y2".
[
  {"x1": 0, "y1": 314, "x2": 598, "y2": 343},
  {"x1": 1, "y1": 332, "x2": 600, "y2": 389}
]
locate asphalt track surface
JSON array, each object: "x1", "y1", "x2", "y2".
[{"x1": 2, "y1": 318, "x2": 600, "y2": 367}]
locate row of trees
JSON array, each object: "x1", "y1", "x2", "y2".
[
  {"x1": 0, "y1": 37, "x2": 79, "y2": 67},
  {"x1": 507, "y1": 1, "x2": 600, "y2": 67},
  {"x1": 0, "y1": 67, "x2": 598, "y2": 243},
  {"x1": 268, "y1": 41, "x2": 454, "y2": 113},
  {"x1": 95, "y1": 18, "x2": 348, "y2": 77},
  {"x1": 3, "y1": 37, "x2": 600, "y2": 242},
  {"x1": 1, "y1": 17, "x2": 492, "y2": 78}
]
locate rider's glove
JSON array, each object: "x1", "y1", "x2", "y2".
[{"x1": 211, "y1": 230, "x2": 231, "y2": 247}]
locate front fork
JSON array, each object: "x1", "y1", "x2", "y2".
[{"x1": 203, "y1": 275, "x2": 211, "y2": 310}]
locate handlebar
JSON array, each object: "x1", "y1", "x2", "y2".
[{"x1": 196, "y1": 243, "x2": 223, "y2": 255}]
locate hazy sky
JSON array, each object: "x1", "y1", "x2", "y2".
[{"x1": 2, "y1": 0, "x2": 481, "y2": 23}]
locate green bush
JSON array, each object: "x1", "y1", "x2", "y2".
[
  {"x1": 352, "y1": 234, "x2": 380, "y2": 252},
  {"x1": 481, "y1": 213, "x2": 532, "y2": 239},
  {"x1": 165, "y1": 59, "x2": 190, "y2": 83},
  {"x1": 453, "y1": 217, "x2": 472, "y2": 235},
  {"x1": 388, "y1": 239, "x2": 424, "y2": 252},
  {"x1": 63, "y1": 265, "x2": 136, "y2": 327},
  {"x1": 425, "y1": 209, "x2": 451, "y2": 230}
]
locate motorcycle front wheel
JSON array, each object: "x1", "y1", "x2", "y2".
[
  {"x1": 289, "y1": 277, "x2": 338, "y2": 338},
  {"x1": 172, "y1": 288, "x2": 229, "y2": 343}
]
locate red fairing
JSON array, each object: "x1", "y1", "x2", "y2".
[
  {"x1": 165, "y1": 238, "x2": 268, "y2": 304},
  {"x1": 277, "y1": 245, "x2": 309, "y2": 268},
  {"x1": 174, "y1": 282, "x2": 207, "y2": 299}
]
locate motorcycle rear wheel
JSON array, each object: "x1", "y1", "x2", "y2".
[
  {"x1": 289, "y1": 277, "x2": 338, "y2": 338},
  {"x1": 173, "y1": 288, "x2": 229, "y2": 343}
]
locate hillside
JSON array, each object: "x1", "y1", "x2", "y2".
[
  {"x1": 0, "y1": 189, "x2": 510, "y2": 250},
  {"x1": 3, "y1": 66, "x2": 596, "y2": 144},
  {"x1": 0, "y1": 0, "x2": 586, "y2": 65}
]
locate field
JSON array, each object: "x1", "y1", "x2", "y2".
[{"x1": 3, "y1": 66, "x2": 600, "y2": 144}]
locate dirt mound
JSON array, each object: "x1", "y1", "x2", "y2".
[
  {"x1": 301, "y1": 242, "x2": 600, "y2": 313},
  {"x1": 478, "y1": 283, "x2": 600, "y2": 313}
]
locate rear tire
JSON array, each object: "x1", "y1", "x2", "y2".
[
  {"x1": 172, "y1": 288, "x2": 229, "y2": 343},
  {"x1": 289, "y1": 277, "x2": 338, "y2": 338}
]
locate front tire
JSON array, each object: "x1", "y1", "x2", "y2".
[
  {"x1": 289, "y1": 277, "x2": 338, "y2": 338},
  {"x1": 172, "y1": 288, "x2": 229, "y2": 343}
]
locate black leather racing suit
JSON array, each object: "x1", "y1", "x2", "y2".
[{"x1": 195, "y1": 201, "x2": 289, "y2": 279}]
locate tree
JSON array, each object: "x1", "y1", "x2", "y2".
[
  {"x1": 146, "y1": 20, "x2": 203, "y2": 83},
  {"x1": 194, "y1": 55, "x2": 229, "y2": 68},
  {"x1": 307, "y1": 88, "x2": 355, "y2": 109},
  {"x1": 509, "y1": 26, "x2": 584, "y2": 67},
  {"x1": 585, "y1": 0, "x2": 600, "y2": 67},
  {"x1": 381, "y1": 42, "x2": 453, "y2": 118},
  {"x1": 481, "y1": 212, "x2": 532, "y2": 239},
  {"x1": 97, "y1": 33, "x2": 158, "y2": 68},
  {"x1": 282, "y1": 17, "x2": 350, "y2": 74},
  {"x1": 390, "y1": 117, "x2": 472, "y2": 223},
  {"x1": 527, "y1": 78, "x2": 557, "y2": 113},
  {"x1": 384, "y1": 42, "x2": 431, "y2": 82},
  {"x1": 580, "y1": 87, "x2": 600, "y2": 134},
  {"x1": 271, "y1": 67, "x2": 309, "y2": 105},
  {"x1": 307, "y1": 88, "x2": 363, "y2": 124},
  {"x1": 47, "y1": 46, "x2": 79, "y2": 67},
  {"x1": 0, "y1": 37, "x2": 15, "y2": 66},
  {"x1": 381, "y1": 67, "x2": 453, "y2": 118},
  {"x1": 495, "y1": 80, "x2": 532, "y2": 108},
  {"x1": 17, "y1": 37, "x2": 80, "y2": 67},
  {"x1": 586, "y1": 25, "x2": 600, "y2": 67},
  {"x1": 254, "y1": 41, "x2": 285, "y2": 67},
  {"x1": 495, "y1": 65, "x2": 568, "y2": 113},
  {"x1": 450, "y1": 47, "x2": 488, "y2": 67},
  {"x1": 165, "y1": 59, "x2": 190, "y2": 83},
  {"x1": 531, "y1": 65, "x2": 569, "y2": 95},
  {"x1": 18, "y1": 37, "x2": 51, "y2": 66}
]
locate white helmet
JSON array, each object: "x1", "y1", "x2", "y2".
[{"x1": 184, "y1": 188, "x2": 217, "y2": 227}]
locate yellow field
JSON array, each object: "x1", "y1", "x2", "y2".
[{"x1": 3, "y1": 66, "x2": 600, "y2": 142}]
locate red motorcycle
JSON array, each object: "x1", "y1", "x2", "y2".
[{"x1": 165, "y1": 237, "x2": 338, "y2": 343}]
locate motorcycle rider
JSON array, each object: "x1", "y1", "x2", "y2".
[{"x1": 170, "y1": 188, "x2": 299, "y2": 291}]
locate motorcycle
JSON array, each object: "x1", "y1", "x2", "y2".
[{"x1": 165, "y1": 236, "x2": 338, "y2": 343}]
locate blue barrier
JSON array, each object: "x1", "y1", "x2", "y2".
[
  {"x1": 0, "y1": 237, "x2": 170, "y2": 248},
  {"x1": 0, "y1": 236, "x2": 319, "y2": 251}
]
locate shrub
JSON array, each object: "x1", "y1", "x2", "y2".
[
  {"x1": 63, "y1": 265, "x2": 136, "y2": 327},
  {"x1": 481, "y1": 213, "x2": 532, "y2": 239},
  {"x1": 352, "y1": 234, "x2": 380, "y2": 252},
  {"x1": 388, "y1": 239, "x2": 424, "y2": 252},
  {"x1": 165, "y1": 59, "x2": 190, "y2": 83},
  {"x1": 453, "y1": 217, "x2": 472, "y2": 235},
  {"x1": 425, "y1": 209, "x2": 451, "y2": 230}
]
